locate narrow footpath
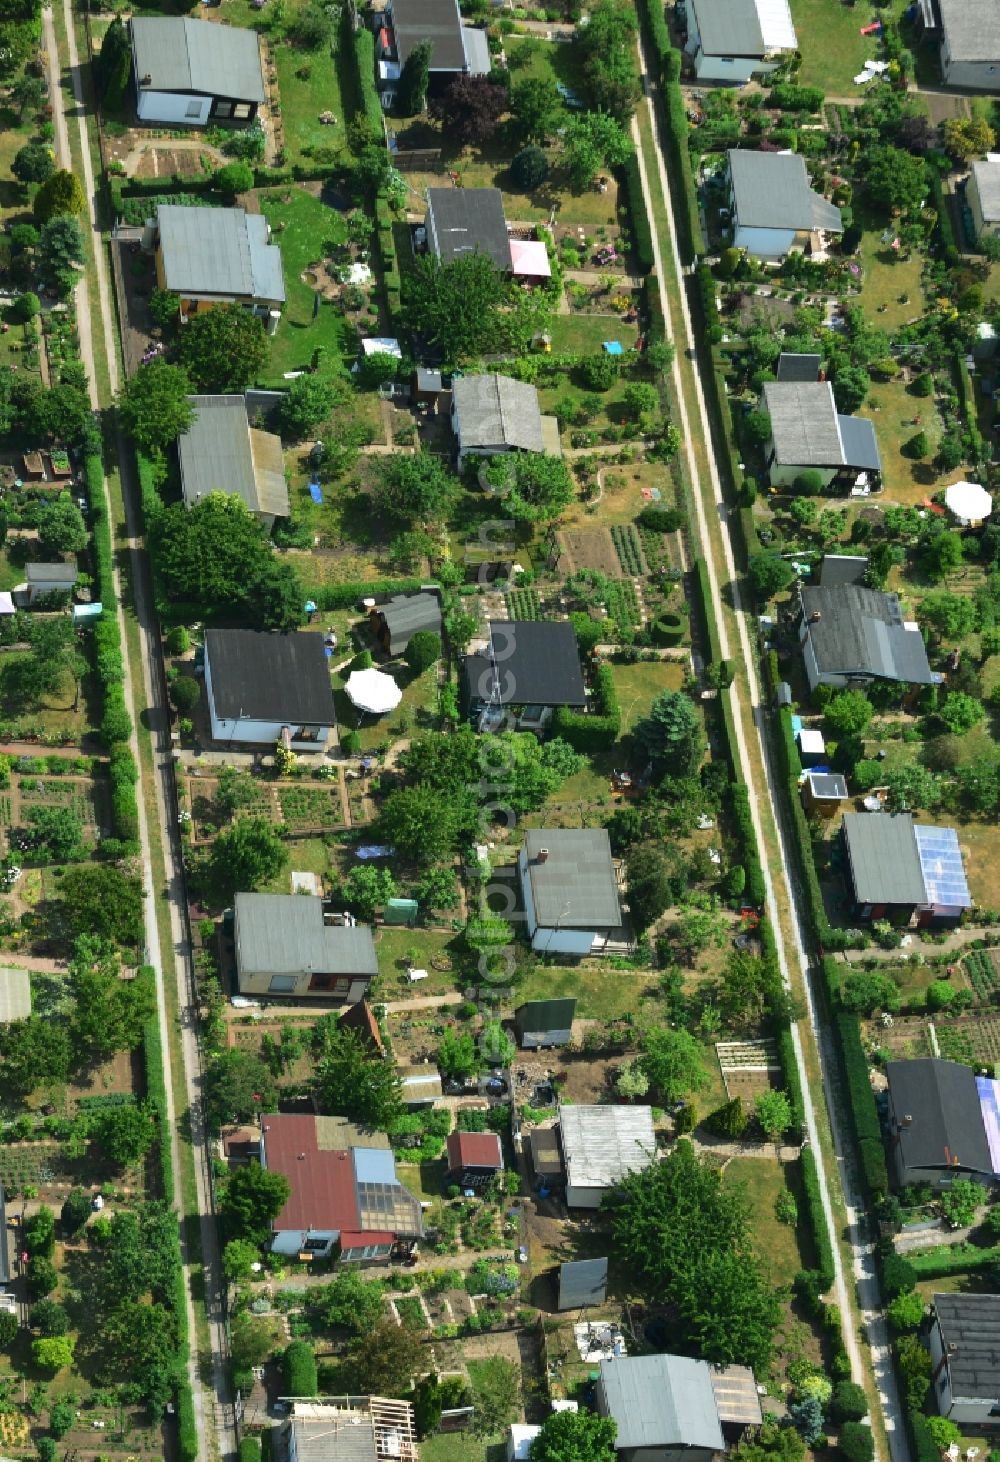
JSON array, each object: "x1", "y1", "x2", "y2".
[
  {"x1": 45, "y1": 8, "x2": 234, "y2": 1458},
  {"x1": 631, "y1": 32, "x2": 907, "y2": 1462}
]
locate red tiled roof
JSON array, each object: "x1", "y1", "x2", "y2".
[
  {"x1": 261, "y1": 1113, "x2": 359, "y2": 1233},
  {"x1": 339, "y1": 1231, "x2": 395, "y2": 1250},
  {"x1": 447, "y1": 1130, "x2": 502, "y2": 1171}
]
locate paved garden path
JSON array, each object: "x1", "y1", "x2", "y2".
[{"x1": 385, "y1": 991, "x2": 465, "y2": 1013}]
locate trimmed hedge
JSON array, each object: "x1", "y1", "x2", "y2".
[
  {"x1": 691, "y1": 557, "x2": 723, "y2": 672},
  {"x1": 620, "y1": 155, "x2": 654, "y2": 274},
  {"x1": 800, "y1": 1148, "x2": 835, "y2": 1290},
  {"x1": 350, "y1": 25, "x2": 383, "y2": 137},
  {"x1": 729, "y1": 784, "x2": 765, "y2": 904},
  {"x1": 635, "y1": 0, "x2": 703, "y2": 260},
  {"x1": 176, "y1": 1382, "x2": 197, "y2": 1462},
  {"x1": 284, "y1": 1341, "x2": 318, "y2": 1398},
  {"x1": 835, "y1": 1008, "x2": 889, "y2": 1198},
  {"x1": 239, "y1": 1441, "x2": 262, "y2": 1462},
  {"x1": 309, "y1": 577, "x2": 428, "y2": 610},
  {"x1": 776, "y1": 1025, "x2": 805, "y2": 1131},
  {"x1": 552, "y1": 662, "x2": 621, "y2": 751},
  {"x1": 907, "y1": 1242, "x2": 1000, "y2": 1279}
]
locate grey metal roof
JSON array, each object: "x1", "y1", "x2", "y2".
[
  {"x1": 837, "y1": 414, "x2": 882, "y2": 472},
  {"x1": 729, "y1": 149, "x2": 843, "y2": 233},
  {"x1": 453, "y1": 373, "x2": 544, "y2": 452},
  {"x1": 286, "y1": 1413, "x2": 381, "y2": 1462},
  {"x1": 691, "y1": 0, "x2": 764, "y2": 56},
  {"x1": 599, "y1": 1355, "x2": 724, "y2": 1453},
  {"x1": 559, "y1": 1104, "x2": 655, "y2": 1191},
  {"x1": 156, "y1": 205, "x2": 285, "y2": 304},
  {"x1": 800, "y1": 584, "x2": 935, "y2": 684},
  {"x1": 391, "y1": 0, "x2": 467, "y2": 70},
  {"x1": 973, "y1": 158, "x2": 1000, "y2": 223},
  {"x1": 935, "y1": 1293, "x2": 1000, "y2": 1400},
  {"x1": 806, "y1": 772, "x2": 847, "y2": 800},
  {"x1": 558, "y1": 1257, "x2": 608, "y2": 1310},
  {"x1": 842, "y1": 812, "x2": 927, "y2": 905},
  {"x1": 887, "y1": 1058, "x2": 994, "y2": 1178},
  {"x1": 938, "y1": 0, "x2": 1000, "y2": 63},
  {"x1": 464, "y1": 621, "x2": 587, "y2": 710},
  {"x1": 763, "y1": 381, "x2": 844, "y2": 467},
  {"x1": 820, "y1": 554, "x2": 869, "y2": 587},
  {"x1": 523, "y1": 828, "x2": 621, "y2": 929},
  {"x1": 777, "y1": 352, "x2": 821, "y2": 383},
  {"x1": 234, "y1": 894, "x2": 378, "y2": 977},
  {"x1": 426, "y1": 188, "x2": 510, "y2": 268},
  {"x1": 131, "y1": 17, "x2": 265, "y2": 103},
  {"x1": 178, "y1": 395, "x2": 288, "y2": 518},
  {"x1": 0, "y1": 968, "x2": 30, "y2": 1022},
  {"x1": 461, "y1": 25, "x2": 490, "y2": 75},
  {"x1": 26, "y1": 562, "x2": 77, "y2": 583},
  {"x1": 205, "y1": 628, "x2": 334, "y2": 724},
  {"x1": 377, "y1": 592, "x2": 442, "y2": 652}
]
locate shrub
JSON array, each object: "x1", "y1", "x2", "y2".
[
  {"x1": 166, "y1": 625, "x2": 191, "y2": 656},
  {"x1": 839, "y1": 1422, "x2": 875, "y2": 1462},
  {"x1": 926, "y1": 980, "x2": 956, "y2": 1011},
  {"x1": 283, "y1": 1340, "x2": 318, "y2": 1397},
  {"x1": 170, "y1": 675, "x2": 201, "y2": 713},
  {"x1": 830, "y1": 1381, "x2": 868, "y2": 1423},
  {"x1": 880, "y1": 1252, "x2": 916, "y2": 1299}
]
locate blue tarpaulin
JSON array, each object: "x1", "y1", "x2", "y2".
[{"x1": 309, "y1": 482, "x2": 324, "y2": 504}]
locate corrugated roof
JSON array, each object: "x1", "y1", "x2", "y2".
[
  {"x1": 391, "y1": 0, "x2": 467, "y2": 69},
  {"x1": 0, "y1": 968, "x2": 30, "y2": 1022},
  {"x1": 691, "y1": 0, "x2": 764, "y2": 56},
  {"x1": 886, "y1": 1059, "x2": 994, "y2": 1178},
  {"x1": 205, "y1": 628, "x2": 334, "y2": 724},
  {"x1": 156, "y1": 205, "x2": 284, "y2": 304},
  {"x1": 399, "y1": 1064, "x2": 443, "y2": 1102},
  {"x1": 426, "y1": 188, "x2": 510, "y2": 268},
  {"x1": 464, "y1": 620, "x2": 587, "y2": 710},
  {"x1": 914, "y1": 824, "x2": 973, "y2": 909},
  {"x1": 938, "y1": 0, "x2": 1000, "y2": 63},
  {"x1": 842, "y1": 812, "x2": 926, "y2": 905},
  {"x1": 453, "y1": 373, "x2": 544, "y2": 452},
  {"x1": 729, "y1": 149, "x2": 842, "y2": 233},
  {"x1": 599, "y1": 1355, "x2": 724, "y2": 1452},
  {"x1": 131, "y1": 17, "x2": 265, "y2": 103},
  {"x1": 558, "y1": 1257, "x2": 608, "y2": 1309},
  {"x1": 26, "y1": 562, "x2": 77, "y2": 583},
  {"x1": 711, "y1": 1365, "x2": 764, "y2": 1427},
  {"x1": 973, "y1": 158, "x2": 1000, "y2": 223},
  {"x1": 446, "y1": 1131, "x2": 503, "y2": 1171},
  {"x1": 763, "y1": 381, "x2": 844, "y2": 467},
  {"x1": 530, "y1": 1126, "x2": 563, "y2": 1176},
  {"x1": 800, "y1": 584, "x2": 935, "y2": 684},
  {"x1": 935, "y1": 1294, "x2": 1000, "y2": 1402},
  {"x1": 234, "y1": 894, "x2": 378, "y2": 978},
  {"x1": 559, "y1": 1104, "x2": 655, "y2": 1191},
  {"x1": 178, "y1": 395, "x2": 288, "y2": 518},
  {"x1": 523, "y1": 828, "x2": 621, "y2": 930},
  {"x1": 838, "y1": 414, "x2": 882, "y2": 472}
]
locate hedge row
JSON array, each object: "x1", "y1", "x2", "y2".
[
  {"x1": 634, "y1": 0, "x2": 703, "y2": 260},
  {"x1": 800, "y1": 1148, "x2": 835, "y2": 1289},
  {"x1": 351, "y1": 25, "x2": 383, "y2": 137},
  {"x1": 620, "y1": 155, "x2": 654, "y2": 274},
  {"x1": 729, "y1": 784, "x2": 765, "y2": 905},
  {"x1": 552, "y1": 662, "x2": 621, "y2": 751},
  {"x1": 776, "y1": 1024, "x2": 805, "y2": 1131},
  {"x1": 691, "y1": 557, "x2": 723, "y2": 672},
  {"x1": 927, "y1": 167, "x2": 959, "y2": 267},
  {"x1": 906, "y1": 1242, "x2": 1000, "y2": 1278},
  {"x1": 284, "y1": 1340, "x2": 318, "y2": 1398},
  {"x1": 239, "y1": 1441, "x2": 262, "y2": 1462},
  {"x1": 834, "y1": 1008, "x2": 889, "y2": 1198}
]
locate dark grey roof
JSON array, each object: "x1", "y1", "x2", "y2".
[
  {"x1": 806, "y1": 772, "x2": 847, "y2": 800},
  {"x1": 391, "y1": 0, "x2": 467, "y2": 70},
  {"x1": 777, "y1": 352, "x2": 822, "y2": 383},
  {"x1": 558, "y1": 1257, "x2": 608, "y2": 1310},
  {"x1": 131, "y1": 17, "x2": 265, "y2": 102},
  {"x1": 178, "y1": 395, "x2": 288, "y2": 518},
  {"x1": 426, "y1": 188, "x2": 510, "y2": 269},
  {"x1": 26, "y1": 562, "x2": 77, "y2": 583},
  {"x1": 599, "y1": 1356, "x2": 724, "y2": 1453},
  {"x1": 235, "y1": 894, "x2": 378, "y2": 977},
  {"x1": 838, "y1": 414, "x2": 882, "y2": 472},
  {"x1": 515, "y1": 997, "x2": 577, "y2": 1037},
  {"x1": 800, "y1": 584, "x2": 935, "y2": 684},
  {"x1": 886, "y1": 1058, "x2": 994, "y2": 1177},
  {"x1": 453, "y1": 374, "x2": 544, "y2": 452},
  {"x1": 972, "y1": 159, "x2": 1000, "y2": 223},
  {"x1": 464, "y1": 620, "x2": 586, "y2": 708},
  {"x1": 690, "y1": 0, "x2": 763, "y2": 54},
  {"x1": 729, "y1": 150, "x2": 843, "y2": 233},
  {"x1": 523, "y1": 829, "x2": 621, "y2": 929},
  {"x1": 377, "y1": 592, "x2": 442, "y2": 652},
  {"x1": 842, "y1": 812, "x2": 926, "y2": 905},
  {"x1": 938, "y1": 0, "x2": 1000, "y2": 63},
  {"x1": 935, "y1": 1294, "x2": 1000, "y2": 1400},
  {"x1": 820, "y1": 554, "x2": 869, "y2": 587},
  {"x1": 156, "y1": 205, "x2": 284, "y2": 304},
  {"x1": 763, "y1": 381, "x2": 843, "y2": 467},
  {"x1": 205, "y1": 629, "x2": 334, "y2": 724},
  {"x1": 414, "y1": 368, "x2": 443, "y2": 391}
]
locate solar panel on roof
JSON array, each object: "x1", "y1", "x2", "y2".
[{"x1": 914, "y1": 825, "x2": 972, "y2": 908}]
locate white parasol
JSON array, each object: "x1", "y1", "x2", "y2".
[
  {"x1": 345, "y1": 668, "x2": 402, "y2": 715},
  {"x1": 944, "y1": 480, "x2": 992, "y2": 526}
]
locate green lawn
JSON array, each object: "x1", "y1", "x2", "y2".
[
  {"x1": 516, "y1": 964, "x2": 658, "y2": 1020},
  {"x1": 787, "y1": 0, "x2": 882, "y2": 95},
  {"x1": 723, "y1": 1157, "x2": 806, "y2": 1286},
  {"x1": 857, "y1": 223, "x2": 926, "y2": 332},
  {"x1": 857, "y1": 374, "x2": 945, "y2": 503},
  {"x1": 422, "y1": 1435, "x2": 502, "y2": 1462},
  {"x1": 274, "y1": 38, "x2": 353, "y2": 171},
  {"x1": 375, "y1": 927, "x2": 463, "y2": 998},
  {"x1": 548, "y1": 314, "x2": 640, "y2": 355},
  {"x1": 257, "y1": 187, "x2": 361, "y2": 381},
  {"x1": 332, "y1": 662, "x2": 439, "y2": 753},
  {"x1": 611, "y1": 659, "x2": 687, "y2": 734}
]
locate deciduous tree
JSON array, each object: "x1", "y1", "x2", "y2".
[
  {"x1": 221, "y1": 1164, "x2": 291, "y2": 1243},
  {"x1": 431, "y1": 75, "x2": 508, "y2": 146},
  {"x1": 178, "y1": 303, "x2": 268, "y2": 392},
  {"x1": 117, "y1": 359, "x2": 193, "y2": 453},
  {"x1": 313, "y1": 1025, "x2": 403, "y2": 1127},
  {"x1": 640, "y1": 1026, "x2": 708, "y2": 1105},
  {"x1": 33, "y1": 169, "x2": 85, "y2": 221}
]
